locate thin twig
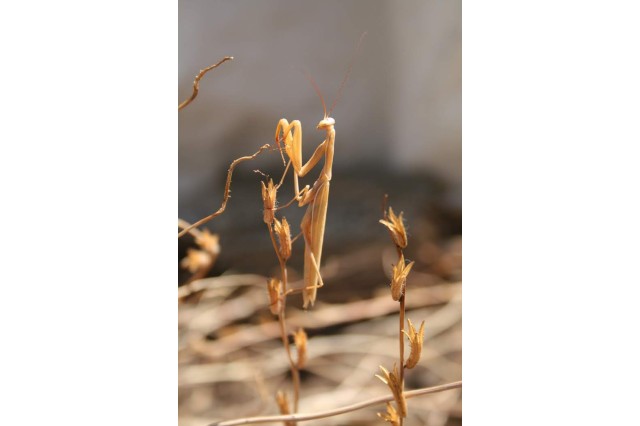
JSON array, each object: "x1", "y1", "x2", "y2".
[
  {"x1": 396, "y1": 243, "x2": 406, "y2": 423},
  {"x1": 178, "y1": 218, "x2": 203, "y2": 239},
  {"x1": 179, "y1": 56, "x2": 233, "y2": 111},
  {"x1": 208, "y1": 381, "x2": 462, "y2": 426},
  {"x1": 398, "y1": 249, "x2": 406, "y2": 426},
  {"x1": 399, "y1": 293, "x2": 406, "y2": 381},
  {"x1": 267, "y1": 224, "x2": 301, "y2": 412},
  {"x1": 178, "y1": 144, "x2": 271, "y2": 238}
]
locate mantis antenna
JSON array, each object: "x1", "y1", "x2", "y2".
[
  {"x1": 302, "y1": 31, "x2": 367, "y2": 118},
  {"x1": 303, "y1": 69, "x2": 327, "y2": 118},
  {"x1": 328, "y1": 31, "x2": 367, "y2": 116}
]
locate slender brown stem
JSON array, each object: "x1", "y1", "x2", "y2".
[
  {"x1": 208, "y1": 381, "x2": 462, "y2": 426},
  {"x1": 268, "y1": 224, "x2": 301, "y2": 413},
  {"x1": 277, "y1": 308, "x2": 301, "y2": 412},
  {"x1": 178, "y1": 144, "x2": 271, "y2": 238},
  {"x1": 396, "y1": 246, "x2": 406, "y2": 425},
  {"x1": 398, "y1": 295, "x2": 406, "y2": 426},
  {"x1": 178, "y1": 218, "x2": 203, "y2": 239},
  {"x1": 179, "y1": 56, "x2": 233, "y2": 111},
  {"x1": 399, "y1": 294, "x2": 406, "y2": 382}
]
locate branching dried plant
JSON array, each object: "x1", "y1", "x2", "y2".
[
  {"x1": 261, "y1": 173, "x2": 303, "y2": 413},
  {"x1": 177, "y1": 143, "x2": 272, "y2": 238},
  {"x1": 375, "y1": 200, "x2": 428, "y2": 424},
  {"x1": 178, "y1": 55, "x2": 461, "y2": 426}
]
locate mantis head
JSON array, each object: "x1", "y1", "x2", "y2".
[{"x1": 317, "y1": 117, "x2": 335, "y2": 130}]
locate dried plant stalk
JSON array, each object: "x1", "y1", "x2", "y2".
[
  {"x1": 263, "y1": 185, "x2": 301, "y2": 412},
  {"x1": 379, "y1": 201, "x2": 416, "y2": 425},
  {"x1": 179, "y1": 56, "x2": 233, "y2": 110},
  {"x1": 376, "y1": 365, "x2": 407, "y2": 418},
  {"x1": 178, "y1": 144, "x2": 271, "y2": 238}
]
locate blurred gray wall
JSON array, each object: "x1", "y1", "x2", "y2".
[{"x1": 179, "y1": 0, "x2": 460, "y2": 220}]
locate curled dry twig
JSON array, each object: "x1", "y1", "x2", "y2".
[
  {"x1": 178, "y1": 144, "x2": 271, "y2": 238},
  {"x1": 208, "y1": 381, "x2": 462, "y2": 426},
  {"x1": 178, "y1": 56, "x2": 234, "y2": 110}
]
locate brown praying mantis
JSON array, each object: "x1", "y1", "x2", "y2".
[
  {"x1": 275, "y1": 112, "x2": 334, "y2": 308},
  {"x1": 274, "y1": 33, "x2": 365, "y2": 308}
]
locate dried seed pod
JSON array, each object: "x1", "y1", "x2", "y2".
[
  {"x1": 403, "y1": 319, "x2": 425, "y2": 369},
  {"x1": 275, "y1": 390, "x2": 290, "y2": 415},
  {"x1": 273, "y1": 217, "x2": 292, "y2": 261},
  {"x1": 261, "y1": 179, "x2": 277, "y2": 224},
  {"x1": 195, "y1": 229, "x2": 219, "y2": 253},
  {"x1": 390, "y1": 254, "x2": 415, "y2": 301},
  {"x1": 377, "y1": 402, "x2": 401, "y2": 425},
  {"x1": 275, "y1": 391, "x2": 295, "y2": 426},
  {"x1": 379, "y1": 207, "x2": 408, "y2": 249},
  {"x1": 267, "y1": 278, "x2": 283, "y2": 315},
  {"x1": 375, "y1": 365, "x2": 407, "y2": 417},
  {"x1": 180, "y1": 248, "x2": 212, "y2": 273},
  {"x1": 294, "y1": 328, "x2": 308, "y2": 369}
]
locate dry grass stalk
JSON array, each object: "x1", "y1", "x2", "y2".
[
  {"x1": 403, "y1": 319, "x2": 425, "y2": 369},
  {"x1": 262, "y1": 184, "x2": 302, "y2": 413},
  {"x1": 379, "y1": 201, "x2": 420, "y2": 425},
  {"x1": 178, "y1": 56, "x2": 233, "y2": 110}
]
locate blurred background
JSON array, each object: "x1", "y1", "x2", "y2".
[{"x1": 179, "y1": 1, "x2": 461, "y2": 425}]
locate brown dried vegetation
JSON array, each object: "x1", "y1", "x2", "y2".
[{"x1": 178, "y1": 57, "x2": 461, "y2": 426}]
